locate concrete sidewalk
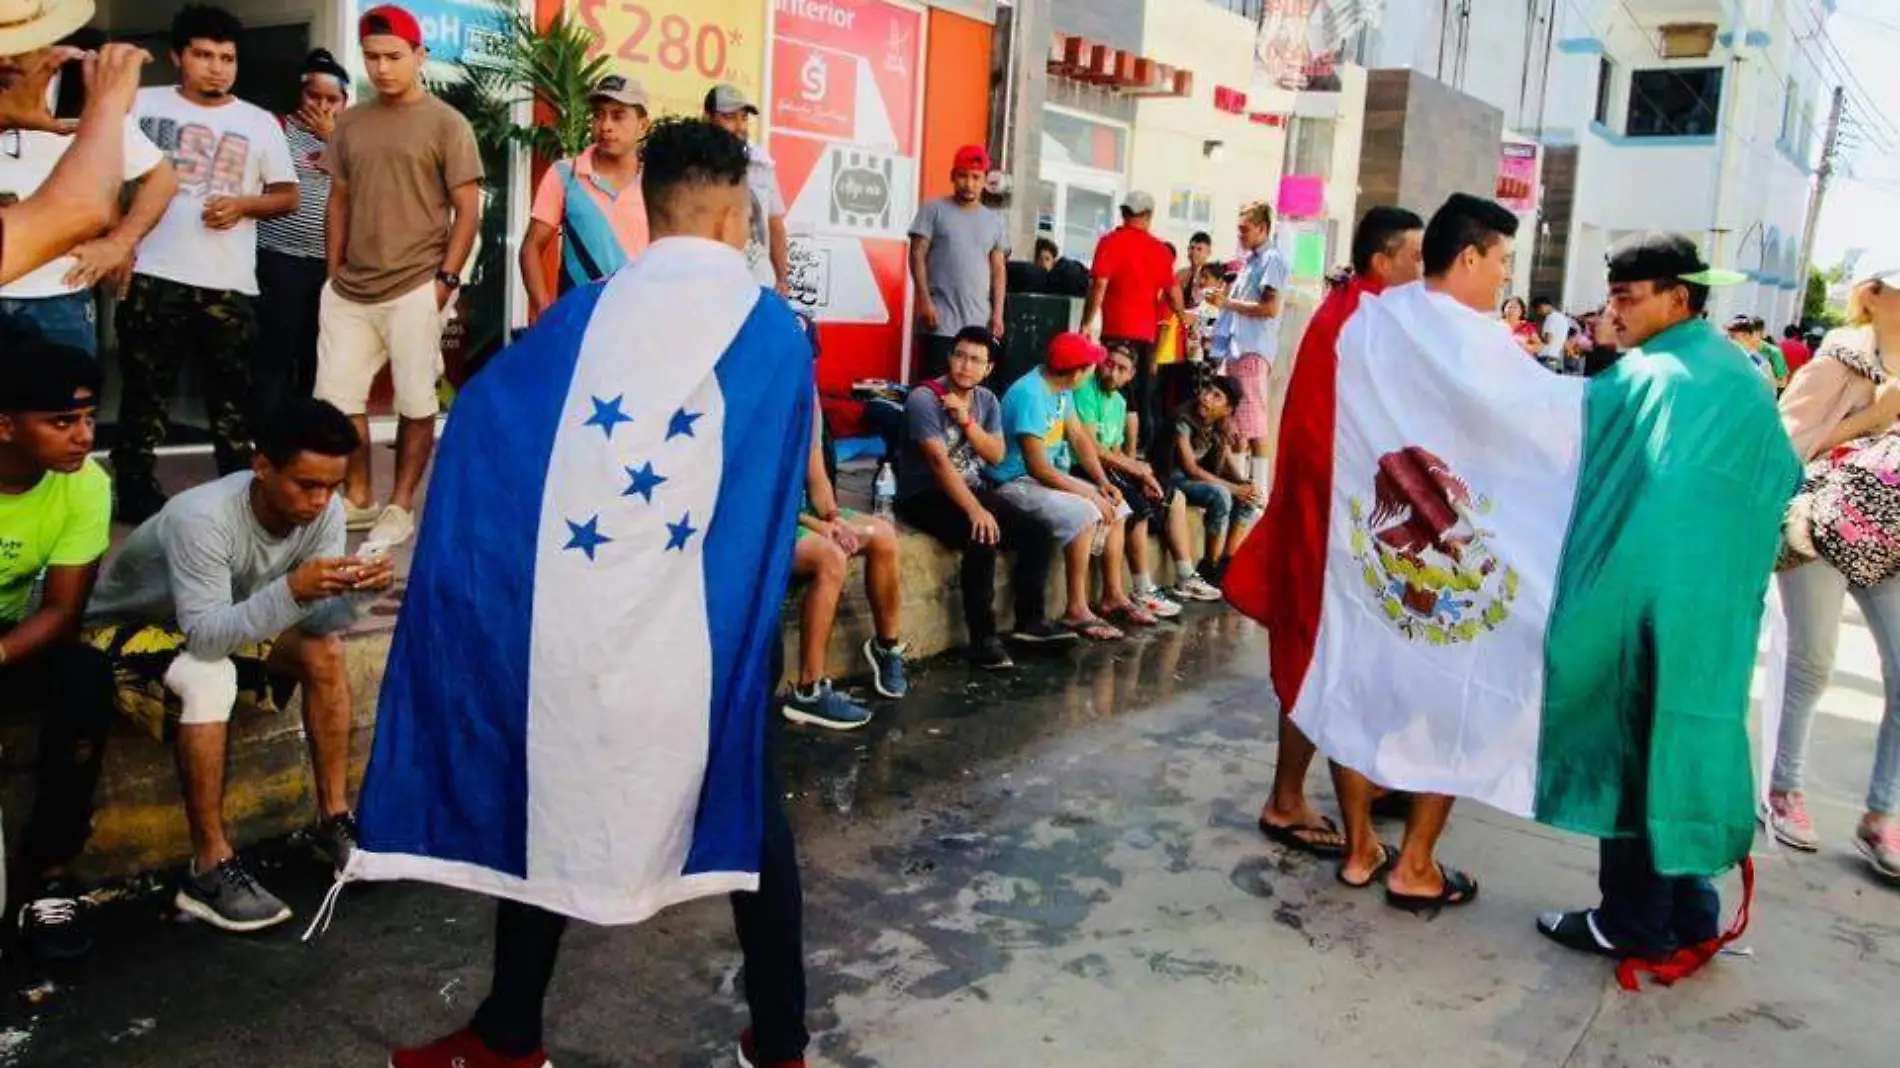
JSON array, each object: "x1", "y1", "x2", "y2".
[{"x1": 8, "y1": 602, "x2": 1900, "y2": 1067}]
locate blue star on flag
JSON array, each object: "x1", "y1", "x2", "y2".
[
  {"x1": 563, "y1": 516, "x2": 612, "y2": 560},
  {"x1": 665, "y1": 512, "x2": 698, "y2": 552},
  {"x1": 622, "y1": 461, "x2": 667, "y2": 503},
  {"x1": 666, "y1": 407, "x2": 702, "y2": 440},
  {"x1": 583, "y1": 395, "x2": 633, "y2": 439}
]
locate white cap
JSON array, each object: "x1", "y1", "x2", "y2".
[{"x1": 1121, "y1": 190, "x2": 1156, "y2": 216}]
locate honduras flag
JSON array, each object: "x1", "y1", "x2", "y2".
[{"x1": 343, "y1": 238, "x2": 814, "y2": 924}]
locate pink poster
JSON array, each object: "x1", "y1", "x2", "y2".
[{"x1": 1496, "y1": 143, "x2": 1538, "y2": 213}]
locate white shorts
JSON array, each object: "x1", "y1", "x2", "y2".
[{"x1": 315, "y1": 280, "x2": 448, "y2": 420}]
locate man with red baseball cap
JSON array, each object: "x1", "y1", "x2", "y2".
[
  {"x1": 907, "y1": 142, "x2": 1009, "y2": 380},
  {"x1": 315, "y1": 1, "x2": 484, "y2": 552}
]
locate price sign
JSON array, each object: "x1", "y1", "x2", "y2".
[{"x1": 570, "y1": 0, "x2": 767, "y2": 119}]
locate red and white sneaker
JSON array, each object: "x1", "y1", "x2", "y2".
[
  {"x1": 389, "y1": 1027, "x2": 551, "y2": 1068},
  {"x1": 1762, "y1": 791, "x2": 1820, "y2": 851},
  {"x1": 736, "y1": 1028, "x2": 807, "y2": 1068}
]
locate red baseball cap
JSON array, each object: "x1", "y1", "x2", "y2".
[
  {"x1": 360, "y1": 4, "x2": 423, "y2": 48},
  {"x1": 953, "y1": 144, "x2": 991, "y2": 173},
  {"x1": 1046, "y1": 332, "x2": 1106, "y2": 372}
]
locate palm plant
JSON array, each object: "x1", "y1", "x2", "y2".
[{"x1": 458, "y1": 1, "x2": 608, "y2": 164}]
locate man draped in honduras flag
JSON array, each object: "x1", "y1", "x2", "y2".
[{"x1": 351, "y1": 120, "x2": 817, "y2": 1068}]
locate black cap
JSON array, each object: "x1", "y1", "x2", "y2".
[
  {"x1": 1725, "y1": 313, "x2": 1756, "y2": 332},
  {"x1": 301, "y1": 48, "x2": 350, "y2": 86},
  {"x1": 0, "y1": 336, "x2": 103, "y2": 413},
  {"x1": 1207, "y1": 375, "x2": 1243, "y2": 409},
  {"x1": 1606, "y1": 231, "x2": 1746, "y2": 287}
]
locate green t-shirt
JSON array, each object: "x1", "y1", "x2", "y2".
[
  {"x1": 1072, "y1": 374, "x2": 1129, "y2": 452},
  {"x1": 1757, "y1": 339, "x2": 1789, "y2": 381},
  {"x1": 0, "y1": 460, "x2": 111, "y2": 623}
]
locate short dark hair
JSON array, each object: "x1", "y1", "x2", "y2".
[
  {"x1": 1530, "y1": 295, "x2": 1556, "y2": 311},
  {"x1": 172, "y1": 4, "x2": 243, "y2": 53},
  {"x1": 1196, "y1": 262, "x2": 1225, "y2": 282},
  {"x1": 1103, "y1": 341, "x2": 1137, "y2": 366},
  {"x1": 1784, "y1": 323, "x2": 1802, "y2": 339},
  {"x1": 1350, "y1": 206, "x2": 1425, "y2": 275},
  {"x1": 1033, "y1": 236, "x2": 1059, "y2": 260},
  {"x1": 951, "y1": 325, "x2": 997, "y2": 361},
  {"x1": 255, "y1": 398, "x2": 361, "y2": 468},
  {"x1": 1422, "y1": 193, "x2": 1519, "y2": 278},
  {"x1": 639, "y1": 118, "x2": 750, "y2": 232},
  {"x1": 1748, "y1": 315, "x2": 1767, "y2": 333},
  {"x1": 1189, "y1": 231, "x2": 1213, "y2": 247}
]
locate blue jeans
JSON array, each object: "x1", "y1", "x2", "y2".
[
  {"x1": 1171, "y1": 475, "x2": 1260, "y2": 535},
  {"x1": 1774, "y1": 561, "x2": 1900, "y2": 815},
  {"x1": 0, "y1": 291, "x2": 98, "y2": 355},
  {"x1": 1595, "y1": 836, "x2": 1720, "y2": 957}
]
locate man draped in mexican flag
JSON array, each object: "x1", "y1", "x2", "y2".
[{"x1": 1226, "y1": 217, "x2": 1800, "y2": 984}]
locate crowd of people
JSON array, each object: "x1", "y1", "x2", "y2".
[{"x1": 0, "y1": 3, "x2": 1896, "y2": 1067}]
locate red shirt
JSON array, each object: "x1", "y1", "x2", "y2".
[
  {"x1": 1092, "y1": 225, "x2": 1175, "y2": 342},
  {"x1": 1779, "y1": 337, "x2": 1812, "y2": 376}
]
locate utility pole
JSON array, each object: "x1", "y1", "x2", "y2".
[{"x1": 1793, "y1": 85, "x2": 1846, "y2": 324}]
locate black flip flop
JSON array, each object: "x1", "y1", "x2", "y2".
[
  {"x1": 1257, "y1": 814, "x2": 1347, "y2": 858},
  {"x1": 1335, "y1": 841, "x2": 1399, "y2": 889},
  {"x1": 1384, "y1": 863, "x2": 1478, "y2": 913},
  {"x1": 1535, "y1": 909, "x2": 1626, "y2": 959}
]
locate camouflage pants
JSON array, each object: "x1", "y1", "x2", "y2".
[{"x1": 111, "y1": 274, "x2": 257, "y2": 487}]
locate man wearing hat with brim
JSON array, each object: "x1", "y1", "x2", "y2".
[
  {"x1": 908, "y1": 142, "x2": 1009, "y2": 381},
  {"x1": 0, "y1": 7, "x2": 155, "y2": 286},
  {"x1": 704, "y1": 82, "x2": 787, "y2": 294},
  {"x1": 521, "y1": 73, "x2": 651, "y2": 320},
  {"x1": 0, "y1": 332, "x2": 118, "y2": 961},
  {"x1": 1534, "y1": 231, "x2": 1799, "y2": 985}
]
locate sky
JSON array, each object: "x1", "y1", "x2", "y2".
[{"x1": 1809, "y1": 0, "x2": 1900, "y2": 278}]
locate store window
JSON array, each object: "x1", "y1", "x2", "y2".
[
  {"x1": 1287, "y1": 116, "x2": 1335, "y2": 179},
  {"x1": 1039, "y1": 107, "x2": 1129, "y2": 265},
  {"x1": 1042, "y1": 108, "x2": 1128, "y2": 172},
  {"x1": 1625, "y1": 67, "x2": 1723, "y2": 138},
  {"x1": 1168, "y1": 188, "x2": 1213, "y2": 226}
]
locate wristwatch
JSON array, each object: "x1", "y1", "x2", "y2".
[{"x1": 436, "y1": 270, "x2": 462, "y2": 290}]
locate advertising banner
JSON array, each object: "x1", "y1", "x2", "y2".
[
  {"x1": 1496, "y1": 142, "x2": 1539, "y2": 213},
  {"x1": 572, "y1": 0, "x2": 769, "y2": 119}
]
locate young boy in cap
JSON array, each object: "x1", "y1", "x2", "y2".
[
  {"x1": 908, "y1": 144, "x2": 1009, "y2": 381},
  {"x1": 704, "y1": 83, "x2": 786, "y2": 293},
  {"x1": 0, "y1": 335, "x2": 117, "y2": 960},
  {"x1": 522, "y1": 74, "x2": 650, "y2": 319},
  {"x1": 317, "y1": 3, "x2": 484, "y2": 550},
  {"x1": 986, "y1": 331, "x2": 1134, "y2": 641}
]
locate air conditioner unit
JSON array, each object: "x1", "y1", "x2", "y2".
[{"x1": 1659, "y1": 22, "x2": 1717, "y2": 59}]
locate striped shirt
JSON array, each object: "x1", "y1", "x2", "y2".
[{"x1": 258, "y1": 114, "x2": 329, "y2": 260}]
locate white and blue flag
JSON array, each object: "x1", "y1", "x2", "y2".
[{"x1": 345, "y1": 238, "x2": 815, "y2": 925}]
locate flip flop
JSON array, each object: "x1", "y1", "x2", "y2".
[
  {"x1": 1256, "y1": 814, "x2": 1347, "y2": 857},
  {"x1": 1384, "y1": 863, "x2": 1478, "y2": 913},
  {"x1": 1535, "y1": 909, "x2": 1626, "y2": 959},
  {"x1": 1103, "y1": 602, "x2": 1159, "y2": 628},
  {"x1": 1066, "y1": 617, "x2": 1125, "y2": 642},
  {"x1": 1335, "y1": 841, "x2": 1399, "y2": 889}
]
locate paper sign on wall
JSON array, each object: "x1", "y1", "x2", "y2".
[{"x1": 571, "y1": 0, "x2": 767, "y2": 119}]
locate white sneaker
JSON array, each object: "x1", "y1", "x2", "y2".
[
  {"x1": 345, "y1": 502, "x2": 383, "y2": 532},
  {"x1": 1135, "y1": 589, "x2": 1183, "y2": 619},
  {"x1": 365, "y1": 505, "x2": 417, "y2": 549},
  {"x1": 1172, "y1": 573, "x2": 1223, "y2": 602}
]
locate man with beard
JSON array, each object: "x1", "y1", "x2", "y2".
[{"x1": 909, "y1": 144, "x2": 1009, "y2": 381}]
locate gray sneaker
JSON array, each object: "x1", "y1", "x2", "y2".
[
  {"x1": 175, "y1": 856, "x2": 293, "y2": 933},
  {"x1": 313, "y1": 812, "x2": 359, "y2": 874}
]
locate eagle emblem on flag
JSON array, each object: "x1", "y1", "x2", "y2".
[{"x1": 1347, "y1": 445, "x2": 1519, "y2": 645}]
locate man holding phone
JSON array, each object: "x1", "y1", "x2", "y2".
[{"x1": 84, "y1": 398, "x2": 392, "y2": 934}]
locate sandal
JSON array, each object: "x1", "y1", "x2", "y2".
[
  {"x1": 1535, "y1": 909, "x2": 1626, "y2": 959},
  {"x1": 1103, "y1": 602, "x2": 1159, "y2": 628},
  {"x1": 1335, "y1": 841, "x2": 1399, "y2": 889},
  {"x1": 1384, "y1": 863, "x2": 1478, "y2": 913},
  {"x1": 1256, "y1": 814, "x2": 1347, "y2": 857},
  {"x1": 1066, "y1": 617, "x2": 1125, "y2": 642}
]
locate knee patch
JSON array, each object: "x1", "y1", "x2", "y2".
[{"x1": 164, "y1": 654, "x2": 239, "y2": 726}]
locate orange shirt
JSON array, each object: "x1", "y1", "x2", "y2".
[{"x1": 529, "y1": 146, "x2": 649, "y2": 262}]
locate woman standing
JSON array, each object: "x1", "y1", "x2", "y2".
[
  {"x1": 1501, "y1": 295, "x2": 1541, "y2": 357},
  {"x1": 1770, "y1": 269, "x2": 1900, "y2": 878},
  {"x1": 252, "y1": 49, "x2": 348, "y2": 421}
]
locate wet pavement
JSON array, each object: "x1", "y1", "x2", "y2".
[{"x1": 9, "y1": 605, "x2": 1900, "y2": 1067}]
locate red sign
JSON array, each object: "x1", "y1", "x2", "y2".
[
  {"x1": 1213, "y1": 86, "x2": 1249, "y2": 114},
  {"x1": 772, "y1": 39, "x2": 860, "y2": 140},
  {"x1": 1496, "y1": 142, "x2": 1538, "y2": 213},
  {"x1": 772, "y1": 0, "x2": 920, "y2": 154}
]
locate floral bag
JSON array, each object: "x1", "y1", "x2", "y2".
[{"x1": 1780, "y1": 334, "x2": 1900, "y2": 587}]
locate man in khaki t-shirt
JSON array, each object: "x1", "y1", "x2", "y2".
[{"x1": 316, "y1": 3, "x2": 484, "y2": 549}]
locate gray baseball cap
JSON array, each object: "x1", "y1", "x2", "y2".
[
  {"x1": 589, "y1": 74, "x2": 649, "y2": 109},
  {"x1": 703, "y1": 83, "x2": 759, "y2": 116},
  {"x1": 1121, "y1": 190, "x2": 1156, "y2": 216}
]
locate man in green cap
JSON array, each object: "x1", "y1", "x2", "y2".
[{"x1": 1535, "y1": 232, "x2": 1798, "y2": 981}]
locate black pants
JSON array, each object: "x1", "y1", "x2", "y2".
[
  {"x1": 253, "y1": 249, "x2": 327, "y2": 423},
  {"x1": 1106, "y1": 337, "x2": 1158, "y2": 455},
  {"x1": 1595, "y1": 836, "x2": 1720, "y2": 957},
  {"x1": 470, "y1": 743, "x2": 808, "y2": 1060},
  {"x1": 896, "y1": 486, "x2": 1053, "y2": 644},
  {"x1": 0, "y1": 639, "x2": 115, "y2": 897}
]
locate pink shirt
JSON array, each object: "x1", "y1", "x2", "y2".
[{"x1": 530, "y1": 146, "x2": 649, "y2": 261}]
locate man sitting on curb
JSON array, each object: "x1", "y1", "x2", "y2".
[
  {"x1": 83, "y1": 398, "x2": 393, "y2": 933},
  {"x1": 985, "y1": 332, "x2": 1150, "y2": 641},
  {"x1": 0, "y1": 339, "x2": 117, "y2": 960},
  {"x1": 1156, "y1": 375, "x2": 1261, "y2": 584},
  {"x1": 784, "y1": 406, "x2": 907, "y2": 730},
  {"x1": 896, "y1": 326, "x2": 1076, "y2": 670},
  {"x1": 1073, "y1": 342, "x2": 1221, "y2": 612}
]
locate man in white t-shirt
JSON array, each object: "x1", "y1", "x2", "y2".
[
  {"x1": 0, "y1": 69, "x2": 177, "y2": 356},
  {"x1": 704, "y1": 83, "x2": 787, "y2": 293},
  {"x1": 112, "y1": 5, "x2": 297, "y2": 523},
  {"x1": 1531, "y1": 295, "x2": 1572, "y2": 372}
]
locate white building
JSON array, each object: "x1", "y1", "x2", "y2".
[{"x1": 1355, "y1": 0, "x2": 1834, "y2": 326}]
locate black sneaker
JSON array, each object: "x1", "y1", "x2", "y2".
[
  {"x1": 19, "y1": 896, "x2": 93, "y2": 961},
  {"x1": 1009, "y1": 619, "x2": 1079, "y2": 644},
  {"x1": 313, "y1": 811, "x2": 359, "y2": 874},
  {"x1": 969, "y1": 637, "x2": 1015, "y2": 671},
  {"x1": 115, "y1": 479, "x2": 169, "y2": 526}
]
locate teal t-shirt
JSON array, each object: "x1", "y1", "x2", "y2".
[
  {"x1": 1072, "y1": 374, "x2": 1128, "y2": 452},
  {"x1": 987, "y1": 371, "x2": 1072, "y2": 483}
]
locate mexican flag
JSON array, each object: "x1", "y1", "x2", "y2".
[{"x1": 1225, "y1": 282, "x2": 1799, "y2": 877}]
